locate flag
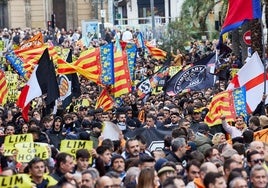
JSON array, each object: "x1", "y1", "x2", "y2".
[
  {"x1": 227, "y1": 52, "x2": 268, "y2": 113},
  {"x1": 204, "y1": 87, "x2": 247, "y2": 126},
  {"x1": 17, "y1": 48, "x2": 60, "y2": 121},
  {"x1": 111, "y1": 50, "x2": 132, "y2": 98},
  {"x1": 137, "y1": 65, "x2": 169, "y2": 99},
  {"x1": 59, "y1": 49, "x2": 81, "y2": 108},
  {"x1": 57, "y1": 47, "x2": 102, "y2": 84},
  {"x1": 5, "y1": 50, "x2": 27, "y2": 79},
  {"x1": 95, "y1": 88, "x2": 114, "y2": 112},
  {"x1": 125, "y1": 43, "x2": 137, "y2": 81},
  {"x1": 11, "y1": 44, "x2": 59, "y2": 79},
  {"x1": 0, "y1": 70, "x2": 8, "y2": 105},
  {"x1": 145, "y1": 42, "x2": 167, "y2": 60},
  {"x1": 220, "y1": 0, "x2": 261, "y2": 38},
  {"x1": 100, "y1": 43, "x2": 114, "y2": 85},
  {"x1": 165, "y1": 53, "x2": 216, "y2": 96},
  {"x1": 19, "y1": 32, "x2": 44, "y2": 50},
  {"x1": 136, "y1": 32, "x2": 145, "y2": 49}
]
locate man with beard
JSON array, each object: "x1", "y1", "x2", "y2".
[
  {"x1": 110, "y1": 155, "x2": 126, "y2": 180},
  {"x1": 121, "y1": 138, "x2": 141, "y2": 160}
]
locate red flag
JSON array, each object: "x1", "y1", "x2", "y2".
[{"x1": 95, "y1": 89, "x2": 114, "y2": 112}]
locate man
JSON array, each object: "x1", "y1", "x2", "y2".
[
  {"x1": 81, "y1": 168, "x2": 99, "y2": 188},
  {"x1": 203, "y1": 172, "x2": 227, "y2": 188},
  {"x1": 158, "y1": 166, "x2": 176, "y2": 185},
  {"x1": 73, "y1": 149, "x2": 90, "y2": 176},
  {"x1": 248, "y1": 116, "x2": 262, "y2": 132},
  {"x1": 163, "y1": 112, "x2": 181, "y2": 129},
  {"x1": 143, "y1": 114, "x2": 157, "y2": 128},
  {"x1": 110, "y1": 154, "x2": 126, "y2": 180},
  {"x1": 184, "y1": 160, "x2": 201, "y2": 185},
  {"x1": 138, "y1": 155, "x2": 155, "y2": 170},
  {"x1": 250, "y1": 165, "x2": 268, "y2": 188},
  {"x1": 50, "y1": 152, "x2": 75, "y2": 184},
  {"x1": 245, "y1": 150, "x2": 265, "y2": 176},
  {"x1": 95, "y1": 176, "x2": 114, "y2": 188},
  {"x1": 28, "y1": 157, "x2": 57, "y2": 187},
  {"x1": 249, "y1": 141, "x2": 265, "y2": 156},
  {"x1": 122, "y1": 138, "x2": 140, "y2": 159},
  {"x1": 229, "y1": 177, "x2": 248, "y2": 188},
  {"x1": 186, "y1": 162, "x2": 218, "y2": 188},
  {"x1": 223, "y1": 159, "x2": 240, "y2": 181},
  {"x1": 113, "y1": 112, "x2": 127, "y2": 132},
  {"x1": 165, "y1": 137, "x2": 187, "y2": 165},
  {"x1": 90, "y1": 121, "x2": 103, "y2": 149}
]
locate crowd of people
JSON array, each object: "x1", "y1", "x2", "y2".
[{"x1": 0, "y1": 25, "x2": 267, "y2": 188}]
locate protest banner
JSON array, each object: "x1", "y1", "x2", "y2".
[
  {"x1": 15, "y1": 142, "x2": 49, "y2": 163},
  {"x1": 4, "y1": 134, "x2": 33, "y2": 156},
  {"x1": 60, "y1": 140, "x2": 93, "y2": 158},
  {"x1": 0, "y1": 174, "x2": 33, "y2": 188}
]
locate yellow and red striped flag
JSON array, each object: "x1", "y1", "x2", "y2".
[
  {"x1": 145, "y1": 42, "x2": 167, "y2": 60},
  {"x1": 19, "y1": 32, "x2": 44, "y2": 50},
  {"x1": 0, "y1": 70, "x2": 8, "y2": 105},
  {"x1": 95, "y1": 88, "x2": 114, "y2": 112},
  {"x1": 57, "y1": 47, "x2": 102, "y2": 84},
  {"x1": 111, "y1": 50, "x2": 132, "y2": 98},
  {"x1": 204, "y1": 87, "x2": 247, "y2": 126},
  {"x1": 14, "y1": 44, "x2": 59, "y2": 79}
]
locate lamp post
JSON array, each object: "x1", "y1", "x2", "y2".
[
  {"x1": 100, "y1": 0, "x2": 105, "y2": 39},
  {"x1": 150, "y1": 0, "x2": 155, "y2": 39}
]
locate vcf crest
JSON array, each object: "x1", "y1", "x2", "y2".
[{"x1": 174, "y1": 65, "x2": 207, "y2": 93}]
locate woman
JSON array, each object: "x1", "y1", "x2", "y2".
[
  {"x1": 137, "y1": 168, "x2": 160, "y2": 188},
  {"x1": 212, "y1": 133, "x2": 226, "y2": 146}
]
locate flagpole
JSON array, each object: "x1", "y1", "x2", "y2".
[{"x1": 260, "y1": 17, "x2": 267, "y2": 95}]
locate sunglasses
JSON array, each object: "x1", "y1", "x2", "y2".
[{"x1": 252, "y1": 158, "x2": 264, "y2": 164}]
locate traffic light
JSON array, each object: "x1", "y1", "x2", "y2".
[{"x1": 51, "y1": 14, "x2": 56, "y2": 29}]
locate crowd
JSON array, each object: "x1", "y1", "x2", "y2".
[{"x1": 0, "y1": 26, "x2": 267, "y2": 188}]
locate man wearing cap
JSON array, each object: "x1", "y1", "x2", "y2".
[
  {"x1": 158, "y1": 166, "x2": 176, "y2": 186},
  {"x1": 190, "y1": 106, "x2": 203, "y2": 133}
]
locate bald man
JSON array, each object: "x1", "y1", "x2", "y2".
[{"x1": 95, "y1": 176, "x2": 114, "y2": 188}]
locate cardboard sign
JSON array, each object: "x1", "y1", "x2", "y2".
[
  {"x1": 4, "y1": 134, "x2": 33, "y2": 156},
  {"x1": 60, "y1": 140, "x2": 93, "y2": 158},
  {"x1": 0, "y1": 174, "x2": 33, "y2": 188},
  {"x1": 15, "y1": 142, "x2": 49, "y2": 162}
]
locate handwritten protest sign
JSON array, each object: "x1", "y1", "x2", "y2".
[
  {"x1": 4, "y1": 134, "x2": 33, "y2": 156},
  {"x1": 15, "y1": 142, "x2": 49, "y2": 162},
  {"x1": 60, "y1": 140, "x2": 93, "y2": 158},
  {"x1": 0, "y1": 174, "x2": 33, "y2": 188}
]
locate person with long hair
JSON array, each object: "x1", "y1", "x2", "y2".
[{"x1": 136, "y1": 168, "x2": 160, "y2": 188}]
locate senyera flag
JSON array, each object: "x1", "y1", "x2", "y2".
[
  {"x1": 17, "y1": 48, "x2": 60, "y2": 121},
  {"x1": 219, "y1": 0, "x2": 261, "y2": 45}
]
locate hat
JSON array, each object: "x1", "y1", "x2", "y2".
[
  {"x1": 157, "y1": 166, "x2": 175, "y2": 175},
  {"x1": 221, "y1": 148, "x2": 238, "y2": 159},
  {"x1": 198, "y1": 123, "x2": 209, "y2": 133},
  {"x1": 259, "y1": 115, "x2": 268, "y2": 128},
  {"x1": 155, "y1": 158, "x2": 168, "y2": 172}
]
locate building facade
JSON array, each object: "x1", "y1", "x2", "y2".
[{"x1": 0, "y1": 0, "x2": 184, "y2": 30}]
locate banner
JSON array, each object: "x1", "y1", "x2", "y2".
[{"x1": 4, "y1": 134, "x2": 33, "y2": 156}]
